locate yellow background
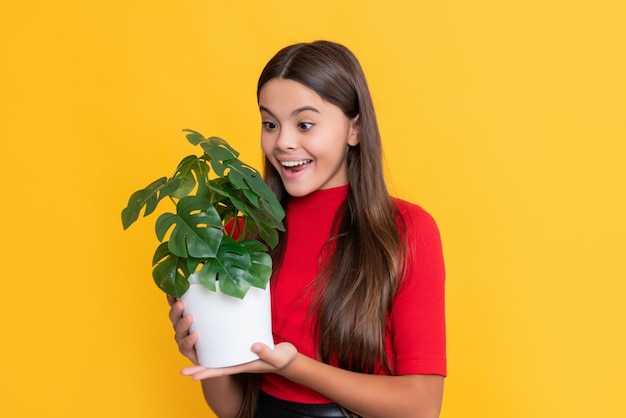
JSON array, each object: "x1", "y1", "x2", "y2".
[{"x1": 1, "y1": 1, "x2": 624, "y2": 417}]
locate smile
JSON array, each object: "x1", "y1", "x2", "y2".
[{"x1": 280, "y1": 159, "x2": 312, "y2": 169}]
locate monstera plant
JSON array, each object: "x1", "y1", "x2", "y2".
[{"x1": 121, "y1": 130, "x2": 285, "y2": 299}]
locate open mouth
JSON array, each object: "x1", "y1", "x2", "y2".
[{"x1": 280, "y1": 159, "x2": 312, "y2": 172}]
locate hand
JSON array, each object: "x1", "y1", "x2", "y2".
[
  {"x1": 180, "y1": 342, "x2": 298, "y2": 380},
  {"x1": 167, "y1": 295, "x2": 199, "y2": 365}
]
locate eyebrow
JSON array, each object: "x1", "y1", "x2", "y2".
[{"x1": 259, "y1": 105, "x2": 320, "y2": 119}]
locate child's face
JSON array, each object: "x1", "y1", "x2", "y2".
[{"x1": 259, "y1": 78, "x2": 359, "y2": 197}]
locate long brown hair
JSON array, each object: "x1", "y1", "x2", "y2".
[{"x1": 238, "y1": 40, "x2": 404, "y2": 418}]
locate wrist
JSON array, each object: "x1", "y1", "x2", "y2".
[{"x1": 277, "y1": 351, "x2": 308, "y2": 383}]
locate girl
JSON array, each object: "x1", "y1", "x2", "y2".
[{"x1": 167, "y1": 40, "x2": 446, "y2": 418}]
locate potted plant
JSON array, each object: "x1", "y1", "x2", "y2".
[{"x1": 121, "y1": 129, "x2": 285, "y2": 367}]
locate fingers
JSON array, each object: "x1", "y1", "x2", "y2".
[
  {"x1": 179, "y1": 343, "x2": 299, "y2": 381},
  {"x1": 168, "y1": 298, "x2": 185, "y2": 324},
  {"x1": 166, "y1": 297, "x2": 199, "y2": 364},
  {"x1": 180, "y1": 345, "x2": 272, "y2": 380},
  {"x1": 181, "y1": 364, "x2": 227, "y2": 380},
  {"x1": 181, "y1": 360, "x2": 263, "y2": 380},
  {"x1": 168, "y1": 298, "x2": 190, "y2": 344},
  {"x1": 181, "y1": 365, "x2": 207, "y2": 376},
  {"x1": 178, "y1": 332, "x2": 199, "y2": 365},
  {"x1": 253, "y1": 342, "x2": 298, "y2": 371},
  {"x1": 173, "y1": 311, "x2": 193, "y2": 342}
]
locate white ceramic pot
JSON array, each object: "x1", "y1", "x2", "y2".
[{"x1": 180, "y1": 274, "x2": 274, "y2": 368}]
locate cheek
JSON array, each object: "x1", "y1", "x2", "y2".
[
  {"x1": 260, "y1": 134, "x2": 273, "y2": 156},
  {"x1": 311, "y1": 138, "x2": 348, "y2": 163}
]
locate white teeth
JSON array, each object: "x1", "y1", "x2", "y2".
[{"x1": 281, "y1": 160, "x2": 311, "y2": 167}]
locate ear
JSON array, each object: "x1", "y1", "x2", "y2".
[{"x1": 347, "y1": 115, "x2": 360, "y2": 146}]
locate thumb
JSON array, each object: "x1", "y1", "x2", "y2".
[
  {"x1": 251, "y1": 342, "x2": 297, "y2": 370},
  {"x1": 251, "y1": 342, "x2": 271, "y2": 356}
]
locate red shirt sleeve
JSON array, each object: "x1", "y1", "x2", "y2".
[{"x1": 389, "y1": 199, "x2": 447, "y2": 376}]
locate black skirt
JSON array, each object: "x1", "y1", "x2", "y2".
[{"x1": 255, "y1": 392, "x2": 356, "y2": 418}]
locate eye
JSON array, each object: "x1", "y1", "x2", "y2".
[
  {"x1": 297, "y1": 122, "x2": 314, "y2": 131},
  {"x1": 262, "y1": 121, "x2": 278, "y2": 131}
]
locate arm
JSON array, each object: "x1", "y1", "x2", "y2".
[
  {"x1": 273, "y1": 346, "x2": 444, "y2": 418},
  {"x1": 168, "y1": 296, "x2": 244, "y2": 417},
  {"x1": 183, "y1": 342, "x2": 443, "y2": 418}
]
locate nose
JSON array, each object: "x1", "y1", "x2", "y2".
[{"x1": 275, "y1": 127, "x2": 298, "y2": 151}]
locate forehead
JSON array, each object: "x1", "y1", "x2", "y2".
[{"x1": 258, "y1": 78, "x2": 325, "y2": 110}]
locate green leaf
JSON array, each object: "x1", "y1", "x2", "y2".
[
  {"x1": 242, "y1": 187, "x2": 260, "y2": 208},
  {"x1": 227, "y1": 164, "x2": 248, "y2": 190},
  {"x1": 222, "y1": 159, "x2": 286, "y2": 226},
  {"x1": 121, "y1": 177, "x2": 181, "y2": 229},
  {"x1": 197, "y1": 236, "x2": 262, "y2": 299},
  {"x1": 185, "y1": 132, "x2": 239, "y2": 165},
  {"x1": 227, "y1": 160, "x2": 278, "y2": 203},
  {"x1": 170, "y1": 155, "x2": 210, "y2": 199},
  {"x1": 241, "y1": 239, "x2": 273, "y2": 288},
  {"x1": 185, "y1": 257, "x2": 204, "y2": 275},
  {"x1": 255, "y1": 222, "x2": 281, "y2": 249},
  {"x1": 189, "y1": 136, "x2": 239, "y2": 166},
  {"x1": 209, "y1": 158, "x2": 229, "y2": 177},
  {"x1": 151, "y1": 242, "x2": 191, "y2": 298},
  {"x1": 155, "y1": 196, "x2": 224, "y2": 258},
  {"x1": 200, "y1": 136, "x2": 240, "y2": 161},
  {"x1": 207, "y1": 180, "x2": 283, "y2": 247},
  {"x1": 183, "y1": 129, "x2": 206, "y2": 146},
  {"x1": 259, "y1": 196, "x2": 286, "y2": 228}
]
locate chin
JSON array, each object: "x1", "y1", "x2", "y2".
[
  {"x1": 282, "y1": 183, "x2": 317, "y2": 198},
  {"x1": 285, "y1": 188, "x2": 314, "y2": 198}
]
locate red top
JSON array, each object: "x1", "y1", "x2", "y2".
[{"x1": 260, "y1": 185, "x2": 446, "y2": 403}]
